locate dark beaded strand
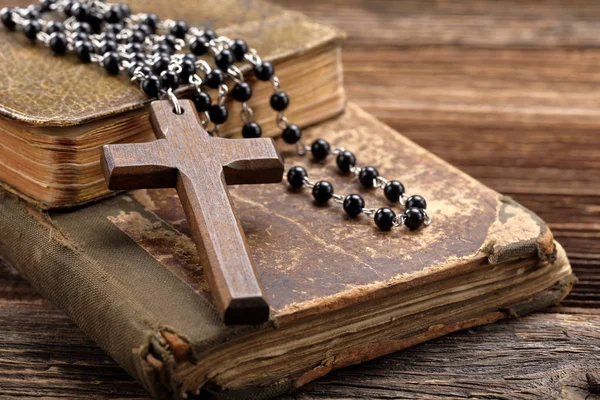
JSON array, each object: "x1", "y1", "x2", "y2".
[
  {"x1": 288, "y1": 138, "x2": 429, "y2": 227},
  {"x1": 286, "y1": 166, "x2": 430, "y2": 231},
  {"x1": 0, "y1": 0, "x2": 431, "y2": 232}
]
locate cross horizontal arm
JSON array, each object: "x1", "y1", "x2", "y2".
[
  {"x1": 216, "y1": 138, "x2": 284, "y2": 185},
  {"x1": 101, "y1": 140, "x2": 175, "y2": 190}
]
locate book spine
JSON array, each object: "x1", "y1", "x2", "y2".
[{"x1": 0, "y1": 191, "x2": 168, "y2": 398}]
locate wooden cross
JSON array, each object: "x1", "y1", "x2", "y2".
[{"x1": 100, "y1": 100, "x2": 284, "y2": 325}]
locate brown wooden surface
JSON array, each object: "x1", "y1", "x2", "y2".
[
  {"x1": 2, "y1": 0, "x2": 600, "y2": 398},
  {"x1": 102, "y1": 100, "x2": 283, "y2": 324}
]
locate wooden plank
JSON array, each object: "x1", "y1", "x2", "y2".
[
  {"x1": 286, "y1": 312, "x2": 600, "y2": 400},
  {"x1": 0, "y1": 264, "x2": 146, "y2": 399},
  {"x1": 275, "y1": 0, "x2": 600, "y2": 48},
  {"x1": 1, "y1": 262, "x2": 599, "y2": 399}
]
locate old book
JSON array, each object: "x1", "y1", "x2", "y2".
[
  {"x1": 0, "y1": 0, "x2": 345, "y2": 209},
  {"x1": 0, "y1": 103, "x2": 575, "y2": 400}
]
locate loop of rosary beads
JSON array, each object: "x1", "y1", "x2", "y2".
[
  {"x1": 1, "y1": 0, "x2": 432, "y2": 232},
  {"x1": 297, "y1": 137, "x2": 430, "y2": 216},
  {"x1": 285, "y1": 166, "x2": 431, "y2": 232}
]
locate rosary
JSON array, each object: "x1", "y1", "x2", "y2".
[
  {"x1": 1, "y1": 0, "x2": 431, "y2": 232},
  {"x1": 1, "y1": 0, "x2": 431, "y2": 323}
]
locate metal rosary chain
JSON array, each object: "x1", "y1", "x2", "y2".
[
  {"x1": 286, "y1": 159, "x2": 432, "y2": 232},
  {"x1": 1, "y1": 0, "x2": 432, "y2": 232}
]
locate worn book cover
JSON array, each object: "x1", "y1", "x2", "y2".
[
  {"x1": 0, "y1": 103, "x2": 575, "y2": 399},
  {"x1": 0, "y1": 0, "x2": 345, "y2": 208}
]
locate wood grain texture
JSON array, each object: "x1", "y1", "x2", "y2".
[
  {"x1": 102, "y1": 100, "x2": 284, "y2": 324},
  {"x1": 1, "y1": 0, "x2": 599, "y2": 398},
  {"x1": 285, "y1": 311, "x2": 600, "y2": 400},
  {"x1": 0, "y1": 261, "x2": 597, "y2": 399}
]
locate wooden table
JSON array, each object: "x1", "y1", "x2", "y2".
[{"x1": 2, "y1": 1, "x2": 599, "y2": 398}]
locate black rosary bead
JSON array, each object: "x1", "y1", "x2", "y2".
[
  {"x1": 45, "y1": 20, "x2": 64, "y2": 34},
  {"x1": 255, "y1": 61, "x2": 274, "y2": 81},
  {"x1": 128, "y1": 63, "x2": 150, "y2": 78},
  {"x1": 311, "y1": 139, "x2": 330, "y2": 160},
  {"x1": 161, "y1": 34, "x2": 177, "y2": 49},
  {"x1": 23, "y1": 20, "x2": 41, "y2": 41},
  {"x1": 384, "y1": 180, "x2": 405, "y2": 203},
  {"x1": 40, "y1": 0, "x2": 55, "y2": 13},
  {"x1": 63, "y1": 0, "x2": 75, "y2": 16},
  {"x1": 208, "y1": 104, "x2": 229, "y2": 124},
  {"x1": 161, "y1": 70, "x2": 179, "y2": 90},
  {"x1": 312, "y1": 181, "x2": 334, "y2": 204},
  {"x1": 192, "y1": 91, "x2": 211, "y2": 112},
  {"x1": 102, "y1": 51, "x2": 121, "y2": 75},
  {"x1": 230, "y1": 39, "x2": 248, "y2": 61},
  {"x1": 104, "y1": 5, "x2": 122, "y2": 23},
  {"x1": 152, "y1": 55, "x2": 170, "y2": 74},
  {"x1": 74, "y1": 40, "x2": 94, "y2": 63},
  {"x1": 336, "y1": 150, "x2": 356, "y2": 173},
  {"x1": 119, "y1": 4, "x2": 131, "y2": 18},
  {"x1": 1, "y1": 8, "x2": 15, "y2": 30},
  {"x1": 142, "y1": 13, "x2": 159, "y2": 33},
  {"x1": 404, "y1": 208, "x2": 425, "y2": 231},
  {"x1": 215, "y1": 49, "x2": 234, "y2": 71},
  {"x1": 406, "y1": 195, "x2": 427, "y2": 210},
  {"x1": 99, "y1": 40, "x2": 117, "y2": 55},
  {"x1": 287, "y1": 166, "x2": 307, "y2": 189},
  {"x1": 72, "y1": 31, "x2": 88, "y2": 43},
  {"x1": 106, "y1": 23, "x2": 122, "y2": 34},
  {"x1": 189, "y1": 37, "x2": 209, "y2": 56},
  {"x1": 170, "y1": 20, "x2": 188, "y2": 39},
  {"x1": 127, "y1": 42, "x2": 144, "y2": 54},
  {"x1": 242, "y1": 122, "x2": 262, "y2": 138},
  {"x1": 71, "y1": 2, "x2": 89, "y2": 22},
  {"x1": 358, "y1": 166, "x2": 379, "y2": 188},
  {"x1": 179, "y1": 58, "x2": 196, "y2": 81},
  {"x1": 130, "y1": 52, "x2": 146, "y2": 65},
  {"x1": 131, "y1": 50, "x2": 146, "y2": 62},
  {"x1": 138, "y1": 65, "x2": 152, "y2": 77},
  {"x1": 129, "y1": 29, "x2": 146, "y2": 44},
  {"x1": 49, "y1": 32, "x2": 68, "y2": 54},
  {"x1": 343, "y1": 194, "x2": 365, "y2": 218},
  {"x1": 141, "y1": 74, "x2": 161, "y2": 97},
  {"x1": 153, "y1": 43, "x2": 172, "y2": 56},
  {"x1": 374, "y1": 208, "x2": 395, "y2": 231},
  {"x1": 202, "y1": 29, "x2": 217, "y2": 41},
  {"x1": 183, "y1": 53, "x2": 196, "y2": 63},
  {"x1": 73, "y1": 21, "x2": 91, "y2": 34},
  {"x1": 205, "y1": 69, "x2": 225, "y2": 89},
  {"x1": 135, "y1": 23, "x2": 152, "y2": 37},
  {"x1": 88, "y1": 11, "x2": 104, "y2": 33},
  {"x1": 231, "y1": 82, "x2": 252, "y2": 102},
  {"x1": 103, "y1": 32, "x2": 117, "y2": 43},
  {"x1": 137, "y1": 23, "x2": 153, "y2": 36},
  {"x1": 127, "y1": 64, "x2": 140, "y2": 77},
  {"x1": 24, "y1": 5, "x2": 40, "y2": 19},
  {"x1": 282, "y1": 124, "x2": 302, "y2": 144},
  {"x1": 270, "y1": 92, "x2": 289, "y2": 111}
]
